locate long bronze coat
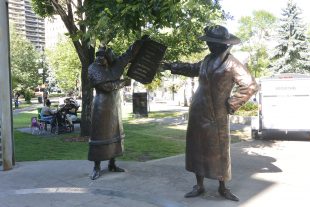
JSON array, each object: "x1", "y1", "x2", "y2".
[
  {"x1": 171, "y1": 48, "x2": 258, "y2": 181},
  {"x1": 88, "y1": 48, "x2": 135, "y2": 161}
]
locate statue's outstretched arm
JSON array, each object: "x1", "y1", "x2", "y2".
[
  {"x1": 111, "y1": 39, "x2": 145, "y2": 78},
  {"x1": 162, "y1": 61, "x2": 201, "y2": 77}
]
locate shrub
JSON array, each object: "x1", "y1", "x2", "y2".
[
  {"x1": 235, "y1": 101, "x2": 258, "y2": 116},
  {"x1": 23, "y1": 89, "x2": 34, "y2": 104}
]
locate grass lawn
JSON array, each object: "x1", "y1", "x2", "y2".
[
  {"x1": 14, "y1": 130, "x2": 88, "y2": 161},
  {"x1": 13, "y1": 110, "x2": 186, "y2": 162},
  {"x1": 122, "y1": 122, "x2": 186, "y2": 161},
  {"x1": 13, "y1": 107, "x2": 246, "y2": 162},
  {"x1": 13, "y1": 102, "x2": 33, "y2": 110},
  {"x1": 13, "y1": 110, "x2": 38, "y2": 129}
]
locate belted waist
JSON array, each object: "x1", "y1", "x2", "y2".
[{"x1": 89, "y1": 135, "x2": 124, "y2": 146}]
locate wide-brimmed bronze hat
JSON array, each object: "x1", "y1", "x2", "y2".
[{"x1": 198, "y1": 25, "x2": 240, "y2": 45}]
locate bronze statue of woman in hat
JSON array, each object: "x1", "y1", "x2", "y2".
[{"x1": 163, "y1": 25, "x2": 258, "y2": 201}]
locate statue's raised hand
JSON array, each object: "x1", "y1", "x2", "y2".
[{"x1": 158, "y1": 61, "x2": 172, "y2": 72}]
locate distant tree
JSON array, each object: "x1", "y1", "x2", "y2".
[
  {"x1": 10, "y1": 26, "x2": 41, "y2": 102},
  {"x1": 46, "y1": 38, "x2": 81, "y2": 95},
  {"x1": 238, "y1": 10, "x2": 276, "y2": 43},
  {"x1": 236, "y1": 10, "x2": 276, "y2": 77},
  {"x1": 246, "y1": 45, "x2": 270, "y2": 77},
  {"x1": 270, "y1": 0, "x2": 310, "y2": 73}
]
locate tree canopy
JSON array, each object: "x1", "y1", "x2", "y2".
[
  {"x1": 46, "y1": 38, "x2": 81, "y2": 95},
  {"x1": 10, "y1": 26, "x2": 41, "y2": 99},
  {"x1": 31, "y1": 0, "x2": 225, "y2": 136},
  {"x1": 237, "y1": 10, "x2": 276, "y2": 44},
  {"x1": 236, "y1": 10, "x2": 276, "y2": 77},
  {"x1": 81, "y1": 0, "x2": 225, "y2": 59}
]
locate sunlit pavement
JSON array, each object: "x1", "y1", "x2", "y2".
[{"x1": 1, "y1": 140, "x2": 309, "y2": 207}]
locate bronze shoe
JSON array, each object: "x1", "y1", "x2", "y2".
[
  {"x1": 108, "y1": 164, "x2": 125, "y2": 172},
  {"x1": 218, "y1": 188, "x2": 239, "y2": 201},
  {"x1": 184, "y1": 185, "x2": 205, "y2": 198},
  {"x1": 90, "y1": 167, "x2": 101, "y2": 180}
]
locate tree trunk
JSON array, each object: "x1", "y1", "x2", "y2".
[
  {"x1": 80, "y1": 62, "x2": 93, "y2": 137},
  {"x1": 79, "y1": 43, "x2": 94, "y2": 137},
  {"x1": 49, "y1": 0, "x2": 94, "y2": 136}
]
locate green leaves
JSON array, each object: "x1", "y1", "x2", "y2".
[
  {"x1": 10, "y1": 26, "x2": 41, "y2": 93},
  {"x1": 46, "y1": 38, "x2": 81, "y2": 94},
  {"x1": 31, "y1": 0, "x2": 55, "y2": 17},
  {"x1": 32, "y1": 0, "x2": 224, "y2": 72},
  {"x1": 237, "y1": 10, "x2": 276, "y2": 43},
  {"x1": 236, "y1": 10, "x2": 276, "y2": 77},
  {"x1": 82, "y1": 0, "x2": 223, "y2": 60}
]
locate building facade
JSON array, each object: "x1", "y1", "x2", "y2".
[
  {"x1": 45, "y1": 15, "x2": 68, "y2": 49},
  {"x1": 8, "y1": 0, "x2": 45, "y2": 49}
]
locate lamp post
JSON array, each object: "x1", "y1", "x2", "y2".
[
  {"x1": 39, "y1": 46, "x2": 45, "y2": 84},
  {"x1": 37, "y1": 68, "x2": 43, "y2": 104},
  {"x1": 38, "y1": 46, "x2": 46, "y2": 105},
  {"x1": 0, "y1": 0, "x2": 14, "y2": 170}
]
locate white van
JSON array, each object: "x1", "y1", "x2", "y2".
[{"x1": 252, "y1": 73, "x2": 310, "y2": 139}]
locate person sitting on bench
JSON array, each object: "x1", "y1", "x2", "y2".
[
  {"x1": 59, "y1": 97, "x2": 79, "y2": 127},
  {"x1": 40, "y1": 99, "x2": 56, "y2": 123}
]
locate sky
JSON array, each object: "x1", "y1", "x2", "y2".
[{"x1": 219, "y1": 0, "x2": 310, "y2": 33}]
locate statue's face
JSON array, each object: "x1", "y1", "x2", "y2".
[
  {"x1": 207, "y1": 41, "x2": 228, "y2": 55},
  {"x1": 97, "y1": 55, "x2": 108, "y2": 66}
]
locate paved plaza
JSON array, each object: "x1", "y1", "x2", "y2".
[{"x1": 1, "y1": 139, "x2": 309, "y2": 207}]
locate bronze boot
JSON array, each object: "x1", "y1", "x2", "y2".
[
  {"x1": 90, "y1": 167, "x2": 101, "y2": 180},
  {"x1": 108, "y1": 158, "x2": 125, "y2": 172},
  {"x1": 184, "y1": 185, "x2": 205, "y2": 198},
  {"x1": 108, "y1": 164, "x2": 125, "y2": 172},
  {"x1": 218, "y1": 187, "x2": 239, "y2": 201}
]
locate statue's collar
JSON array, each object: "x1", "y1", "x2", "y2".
[{"x1": 211, "y1": 45, "x2": 232, "y2": 69}]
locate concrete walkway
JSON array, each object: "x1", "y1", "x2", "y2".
[{"x1": 1, "y1": 139, "x2": 309, "y2": 207}]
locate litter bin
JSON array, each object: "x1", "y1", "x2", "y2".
[
  {"x1": 38, "y1": 96, "x2": 43, "y2": 103},
  {"x1": 132, "y1": 92, "x2": 148, "y2": 117}
]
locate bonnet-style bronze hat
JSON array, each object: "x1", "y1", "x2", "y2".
[
  {"x1": 199, "y1": 25, "x2": 240, "y2": 45},
  {"x1": 95, "y1": 46, "x2": 116, "y2": 64}
]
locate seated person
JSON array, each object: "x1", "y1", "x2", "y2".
[
  {"x1": 60, "y1": 98, "x2": 79, "y2": 126},
  {"x1": 40, "y1": 99, "x2": 56, "y2": 122}
]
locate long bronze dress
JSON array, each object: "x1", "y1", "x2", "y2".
[
  {"x1": 171, "y1": 48, "x2": 258, "y2": 181},
  {"x1": 88, "y1": 48, "x2": 135, "y2": 161}
]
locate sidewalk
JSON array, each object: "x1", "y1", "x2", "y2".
[
  {"x1": 1, "y1": 139, "x2": 309, "y2": 207},
  {"x1": 13, "y1": 104, "x2": 42, "y2": 116}
]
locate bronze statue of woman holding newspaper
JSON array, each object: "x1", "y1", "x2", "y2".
[{"x1": 88, "y1": 42, "x2": 141, "y2": 180}]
